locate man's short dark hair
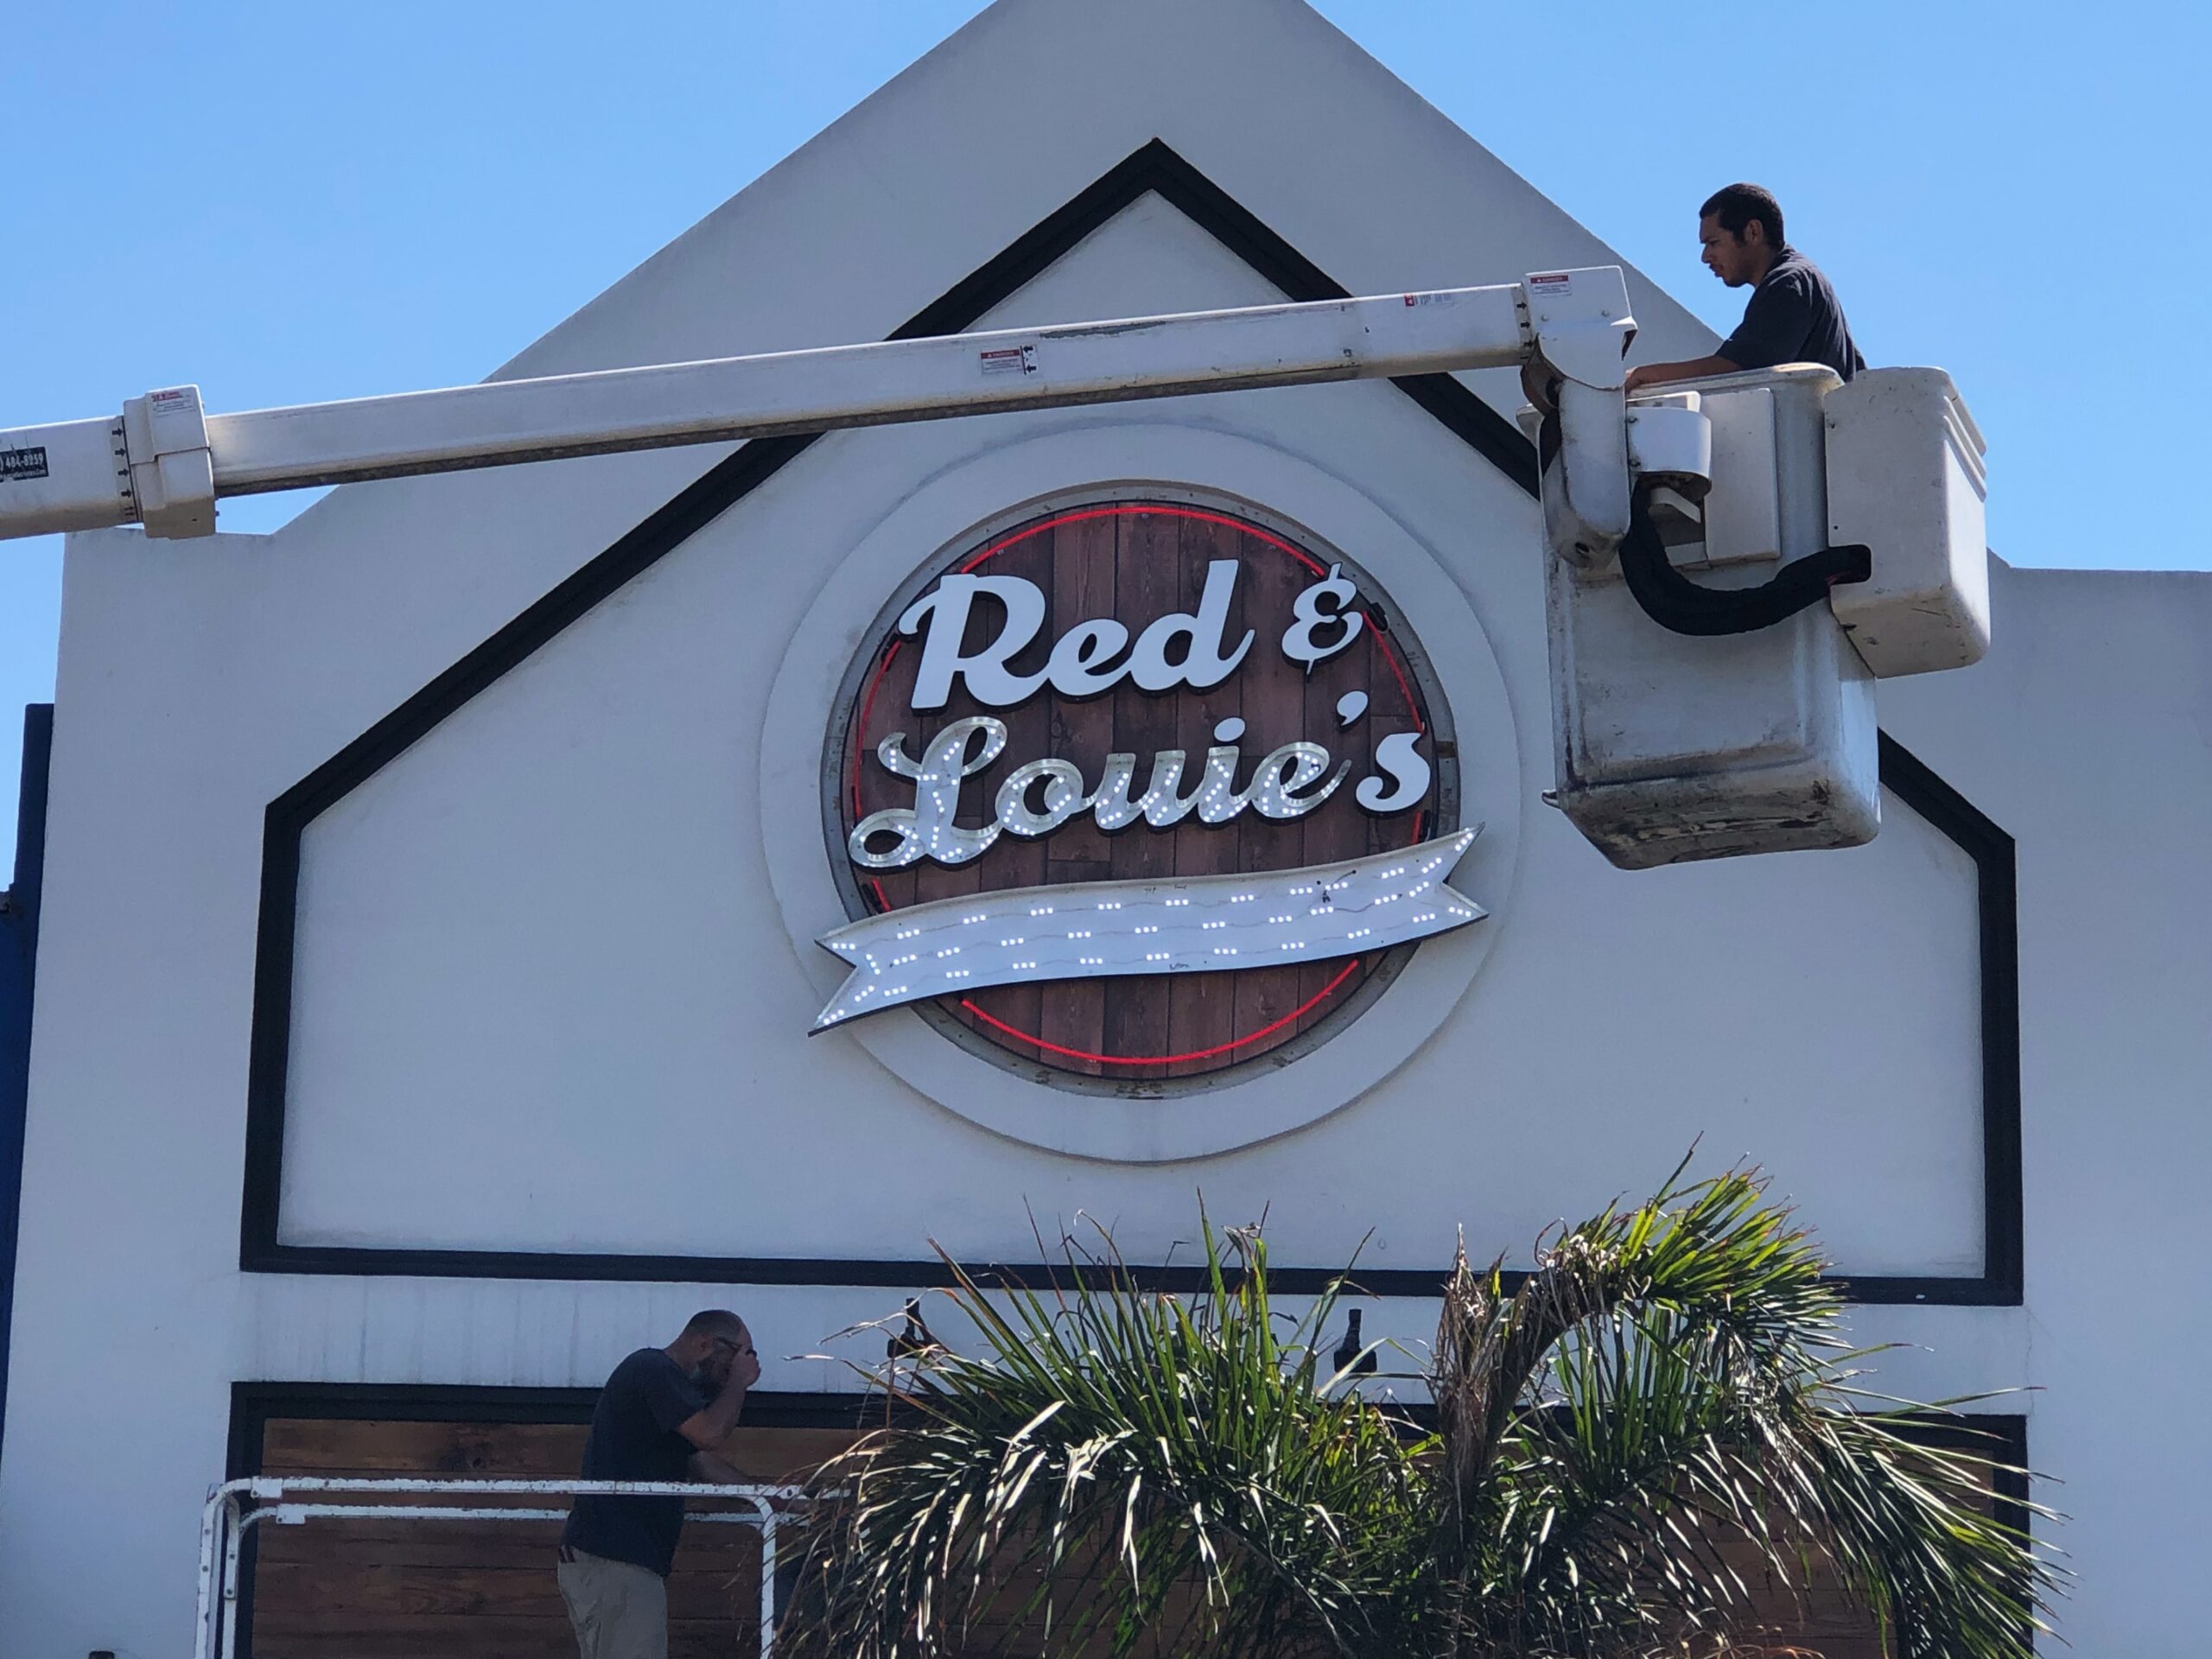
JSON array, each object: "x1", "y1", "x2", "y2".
[
  {"x1": 1700, "y1": 183, "x2": 1784, "y2": 248},
  {"x1": 681, "y1": 1308, "x2": 747, "y2": 1341}
]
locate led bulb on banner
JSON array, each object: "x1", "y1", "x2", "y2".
[
  {"x1": 811, "y1": 829, "x2": 1485, "y2": 1033},
  {"x1": 830, "y1": 499, "x2": 1480, "y2": 1080}
]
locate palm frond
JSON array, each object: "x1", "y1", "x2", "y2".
[
  {"x1": 789, "y1": 1167, "x2": 2060, "y2": 1659},
  {"x1": 1434, "y1": 1165, "x2": 2062, "y2": 1659},
  {"x1": 790, "y1": 1216, "x2": 1426, "y2": 1659},
  {"x1": 1430, "y1": 1163, "x2": 1834, "y2": 1577}
]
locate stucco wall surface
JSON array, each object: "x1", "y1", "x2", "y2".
[{"x1": 0, "y1": 1, "x2": 2203, "y2": 1653}]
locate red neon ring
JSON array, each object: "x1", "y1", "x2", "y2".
[
  {"x1": 849, "y1": 502, "x2": 1432, "y2": 1066},
  {"x1": 958, "y1": 959, "x2": 1363, "y2": 1066}
]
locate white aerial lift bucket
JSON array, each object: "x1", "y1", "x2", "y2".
[{"x1": 1529, "y1": 363, "x2": 1987, "y2": 869}]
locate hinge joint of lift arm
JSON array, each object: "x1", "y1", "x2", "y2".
[{"x1": 119, "y1": 385, "x2": 216, "y2": 539}]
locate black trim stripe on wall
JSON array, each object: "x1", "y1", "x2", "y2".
[
  {"x1": 226, "y1": 1380, "x2": 887, "y2": 1466},
  {"x1": 0, "y1": 703, "x2": 54, "y2": 1464},
  {"x1": 1874, "y1": 733, "x2": 2023, "y2": 1306},
  {"x1": 237, "y1": 140, "x2": 2022, "y2": 1306}
]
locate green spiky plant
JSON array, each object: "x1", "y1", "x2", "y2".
[{"x1": 785, "y1": 1165, "x2": 2058, "y2": 1659}]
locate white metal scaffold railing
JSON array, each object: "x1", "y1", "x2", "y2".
[{"x1": 194, "y1": 1476, "x2": 813, "y2": 1659}]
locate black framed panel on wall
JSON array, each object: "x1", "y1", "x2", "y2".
[{"x1": 233, "y1": 142, "x2": 2023, "y2": 1306}]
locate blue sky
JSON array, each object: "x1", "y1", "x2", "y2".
[{"x1": 3, "y1": 1, "x2": 2206, "y2": 874}]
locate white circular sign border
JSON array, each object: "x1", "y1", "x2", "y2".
[{"x1": 759, "y1": 421, "x2": 1521, "y2": 1163}]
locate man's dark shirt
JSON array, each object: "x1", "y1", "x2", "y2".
[
  {"x1": 562, "y1": 1347, "x2": 706, "y2": 1576},
  {"x1": 1719, "y1": 246, "x2": 1864, "y2": 381}
]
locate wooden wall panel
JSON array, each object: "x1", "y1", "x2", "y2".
[
  {"x1": 249, "y1": 1409, "x2": 2011, "y2": 1657},
  {"x1": 250, "y1": 1415, "x2": 862, "y2": 1659}
]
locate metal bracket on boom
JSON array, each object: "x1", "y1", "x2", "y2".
[
  {"x1": 1519, "y1": 267, "x2": 1635, "y2": 568},
  {"x1": 120, "y1": 386, "x2": 216, "y2": 539}
]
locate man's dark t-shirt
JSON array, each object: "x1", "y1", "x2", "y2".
[
  {"x1": 1718, "y1": 246, "x2": 1864, "y2": 381},
  {"x1": 563, "y1": 1348, "x2": 707, "y2": 1576}
]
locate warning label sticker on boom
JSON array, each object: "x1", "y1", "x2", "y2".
[
  {"x1": 980, "y1": 345, "x2": 1039, "y2": 378},
  {"x1": 0, "y1": 447, "x2": 50, "y2": 484}
]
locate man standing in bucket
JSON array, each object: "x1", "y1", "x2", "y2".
[
  {"x1": 1626, "y1": 182, "x2": 1866, "y2": 391},
  {"x1": 560, "y1": 1310, "x2": 761, "y2": 1658}
]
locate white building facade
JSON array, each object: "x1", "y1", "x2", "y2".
[{"x1": 2, "y1": 1, "x2": 2207, "y2": 1652}]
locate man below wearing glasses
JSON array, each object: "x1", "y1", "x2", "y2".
[{"x1": 559, "y1": 1309, "x2": 762, "y2": 1658}]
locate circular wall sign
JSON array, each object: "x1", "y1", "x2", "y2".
[{"x1": 825, "y1": 496, "x2": 1464, "y2": 1087}]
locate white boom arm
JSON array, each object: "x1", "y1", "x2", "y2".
[{"x1": 0, "y1": 269, "x2": 1633, "y2": 550}]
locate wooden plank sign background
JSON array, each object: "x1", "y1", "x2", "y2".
[{"x1": 840, "y1": 501, "x2": 1443, "y2": 1084}]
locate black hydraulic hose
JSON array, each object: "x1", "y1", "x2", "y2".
[{"x1": 1615, "y1": 480, "x2": 1871, "y2": 637}]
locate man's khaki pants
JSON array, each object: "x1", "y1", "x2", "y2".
[{"x1": 557, "y1": 1546, "x2": 669, "y2": 1659}]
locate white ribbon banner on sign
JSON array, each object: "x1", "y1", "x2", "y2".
[{"x1": 811, "y1": 827, "x2": 1484, "y2": 1033}]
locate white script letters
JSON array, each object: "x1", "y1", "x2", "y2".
[
  {"x1": 855, "y1": 560, "x2": 1435, "y2": 871},
  {"x1": 900, "y1": 562, "x2": 1254, "y2": 710}
]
